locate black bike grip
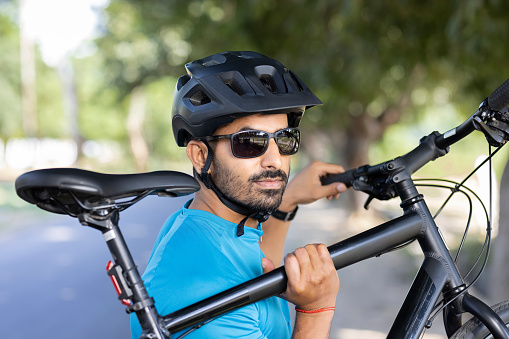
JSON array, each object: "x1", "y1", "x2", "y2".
[
  {"x1": 487, "y1": 78, "x2": 509, "y2": 111},
  {"x1": 320, "y1": 169, "x2": 354, "y2": 187}
]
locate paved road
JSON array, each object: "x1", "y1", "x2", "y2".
[
  {"x1": 0, "y1": 194, "x2": 189, "y2": 339},
  {"x1": 284, "y1": 200, "x2": 448, "y2": 339},
  {"x1": 1, "y1": 193, "x2": 454, "y2": 338}
]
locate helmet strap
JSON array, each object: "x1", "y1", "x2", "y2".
[
  {"x1": 197, "y1": 142, "x2": 214, "y2": 189},
  {"x1": 196, "y1": 141, "x2": 270, "y2": 237}
]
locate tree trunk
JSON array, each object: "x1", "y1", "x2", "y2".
[
  {"x1": 127, "y1": 86, "x2": 149, "y2": 172},
  {"x1": 57, "y1": 56, "x2": 83, "y2": 160},
  {"x1": 19, "y1": 0, "x2": 38, "y2": 137}
]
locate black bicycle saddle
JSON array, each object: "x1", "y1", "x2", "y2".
[{"x1": 15, "y1": 168, "x2": 200, "y2": 216}]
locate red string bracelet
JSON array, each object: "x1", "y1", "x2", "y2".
[{"x1": 295, "y1": 306, "x2": 335, "y2": 314}]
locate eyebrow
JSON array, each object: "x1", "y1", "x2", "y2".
[{"x1": 237, "y1": 125, "x2": 290, "y2": 132}]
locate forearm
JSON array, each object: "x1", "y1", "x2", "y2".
[
  {"x1": 260, "y1": 161, "x2": 347, "y2": 268},
  {"x1": 259, "y1": 192, "x2": 298, "y2": 265},
  {"x1": 292, "y1": 312, "x2": 335, "y2": 339},
  {"x1": 259, "y1": 216, "x2": 291, "y2": 266}
]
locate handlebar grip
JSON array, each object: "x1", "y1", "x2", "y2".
[
  {"x1": 487, "y1": 78, "x2": 509, "y2": 111},
  {"x1": 320, "y1": 169, "x2": 355, "y2": 187}
]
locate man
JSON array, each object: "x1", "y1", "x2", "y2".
[{"x1": 131, "y1": 51, "x2": 347, "y2": 338}]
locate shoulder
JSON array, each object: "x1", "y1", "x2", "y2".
[{"x1": 142, "y1": 211, "x2": 246, "y2": 312}]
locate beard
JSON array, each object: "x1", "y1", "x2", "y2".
[{"x1": 211, "y1": 158, "x2": 289, "y2": 213}]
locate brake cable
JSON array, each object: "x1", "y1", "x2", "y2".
[{"x1": 424, "y1": 144, "x2": 498, "y2": 329}]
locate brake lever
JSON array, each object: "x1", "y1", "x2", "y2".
[
  {"x1": 472, "y1": 105, "x2": 509, "y2": 147},
  {"x1": 473, "y1": 115, "x2": 506, "y2": 146},
  {"x1": 320, "y1": 165, "x2": 398, "y2": 209},
  {"x1": 363, "y1": 195, "x2": 376, "y2": 210}
]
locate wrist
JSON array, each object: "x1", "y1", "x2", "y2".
[
  {"x1": 278, "y1": 189, "x2": 299, "y2": 213},
  {"x1": 271, "y1": 206, "x2": 298, "y2": 221},
  {"x1": 295, "y1": 306, "x2": 335, "y2": 314}
]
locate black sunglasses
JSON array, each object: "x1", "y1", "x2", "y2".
[{"x1": 205, "y1": 127, "x2": 301, "y2": 159}]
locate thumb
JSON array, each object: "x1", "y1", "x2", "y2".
[
  {"x1": 261, "y1": 257, "x2": 276, "y2": 274},
  {"x1": 329, "y1": 182, "x2": 347, "y2": 194},
  {"x1": 324, "y1": 182, "x2": 347, "y2": 200}
]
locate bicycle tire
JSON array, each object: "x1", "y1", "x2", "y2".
[{"x1": 450, "y1": 300, "x2": 509, "y2": 339}]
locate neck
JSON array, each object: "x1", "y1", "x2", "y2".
[{"x1": 189, "y1": 188, "x2": 260, "y2": 228}]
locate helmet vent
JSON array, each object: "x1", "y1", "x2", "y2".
[
  {"x1": 189, "y1": 90, "x2": 211, "y2": 106},
  {"x1": 202, "y1": 60, "x2": 222, "y2": 67},
  {"x1": 289, "y1": 71, "x2": 304, "y2": 92},
  {"x1": 259, "y1": 74, "x2": 278, "y2": 94},
  {"x1": 223, "y1": 78, "x2": 246, "y2": 96}
]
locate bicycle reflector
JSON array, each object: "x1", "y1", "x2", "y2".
[{"x1": 106, "y1": 261, "x2": 133, "y2": 306}]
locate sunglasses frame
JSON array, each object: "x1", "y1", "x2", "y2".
[{"x1": 204, "y1": 127, "x2": 301, "y2": 159}]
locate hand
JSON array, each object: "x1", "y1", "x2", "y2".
[
  {"x1": 262, "y1": 244, "x2": 339, "y2": 310},
  {"x1": 279, "y1": 161, "x2": 348, "y2": 212}
]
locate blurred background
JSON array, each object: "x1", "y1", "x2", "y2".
[{"x1": 1, "y1": 0, "x2": 509, "y2": 338}]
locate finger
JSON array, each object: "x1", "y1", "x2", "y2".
[
  {"x1": 316, "y1": 243, "x2": 334, "y2": 266},
  {"x1": 284, "y1": 253, "x2": 301, "y2": 284},
  {"x1": 316, "y1": 162, "x2": 345, "y2": 176},
  {"x1": 305, "y1": 244, "x2": 323, "y2": 271},
  {"x1": 322, "y1": 182, "x2": 347, "y2": 198},
  {"x1": 327, "y1": 193, "x2": 341, "y2": 200},
  {"x1": 293, "y1": 247, "x2": 314, "y2": 276}
]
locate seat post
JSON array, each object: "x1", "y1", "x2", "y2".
[{"x1": 79, "y1": 210, "x2": 169, "y2": 339}]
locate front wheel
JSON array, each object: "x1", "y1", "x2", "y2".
[{"x1": 450, "y1": 300, "x2": 509, "y2": 339}]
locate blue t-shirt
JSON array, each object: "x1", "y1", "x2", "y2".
[{"x1": 130, "y1": 200, "x2": 291, "y2": 338}]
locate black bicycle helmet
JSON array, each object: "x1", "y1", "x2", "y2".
[{"x1": 172, "y1": 51, "x2": 322, "y2": 146}]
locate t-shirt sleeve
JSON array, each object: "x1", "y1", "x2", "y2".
[{"x1": 131, "y1": 218, "x2": 262, "y2": 339}]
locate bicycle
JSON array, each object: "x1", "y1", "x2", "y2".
[{"x1": 14, "y1": 78, "x2": 509, "y2": 338}]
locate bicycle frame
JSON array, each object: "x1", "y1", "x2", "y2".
[
  {"x1": 84, "y1": 175, "x2": 508, "y2": 339},
  {"x1": 15, "y1": 78, "x2": 509, "y2": 338},
  {"x1": 154, "y1": 183, "x2": 507, "y2": 339},
  {"x1": 152, "y1": 130, "x2": 509, "y2": 339},
  {"x1": 69, "y1": 134, "x2": 509, "y2": 338}
]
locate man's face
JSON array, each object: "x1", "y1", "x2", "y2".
[{"x1": 209, "y1": 113, "x2": 292, "y2": 213}]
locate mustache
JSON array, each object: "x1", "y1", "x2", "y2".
[{"x1": 249, "y1": 170, "x2": 288, "y2": 183}]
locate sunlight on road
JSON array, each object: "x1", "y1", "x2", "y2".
[{"x1": 43, "y1": 225, "x2": 76, "y2": 242}]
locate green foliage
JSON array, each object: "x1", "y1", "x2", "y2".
[
  {"x1": 94, "y1": 0, "x2": 509, "y2": 171},
  {"x1": 0, "y1": 3, "x2": 66, "y2": 140},
  {"x1": 74, "y1": 54, "x2": 129, "y2": 141},
  {"x1": 0, "y1": 8, "x2": 22, "y2": 137},
  {"x1": 4, "y1": 0, "x2": 509, "y2": 173},
  {"x1": 35, "y1": 58, "x2": 66, "y2": 138}
]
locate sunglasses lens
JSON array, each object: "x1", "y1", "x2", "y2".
[
  {"x1": 276, "y1": 129, "x2": 300, "y2": 155},
  {"x1": 232, "y1": 131, "x2": 269, "y2": 158},
  {"x1": 230, "y1": 128, "x2": 300, "y2": 158}
]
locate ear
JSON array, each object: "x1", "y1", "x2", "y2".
[{"x1": 186, "y1": 140, "x2": 210, "y2": 174}]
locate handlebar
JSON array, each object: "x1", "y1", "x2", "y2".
[
  {"x1": 321, "y1": 78, "x2": 509, "y2": 205},
  {"x1": 320, "y1": 169, "x2": 355, "y2": 187},
  {"x1": 488, "y1": 78, "x2": 509, "y2": 111}
]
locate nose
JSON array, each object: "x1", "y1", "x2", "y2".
[{"x1": 260, "y1": 138, "x2": 283, "y2": 169}]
